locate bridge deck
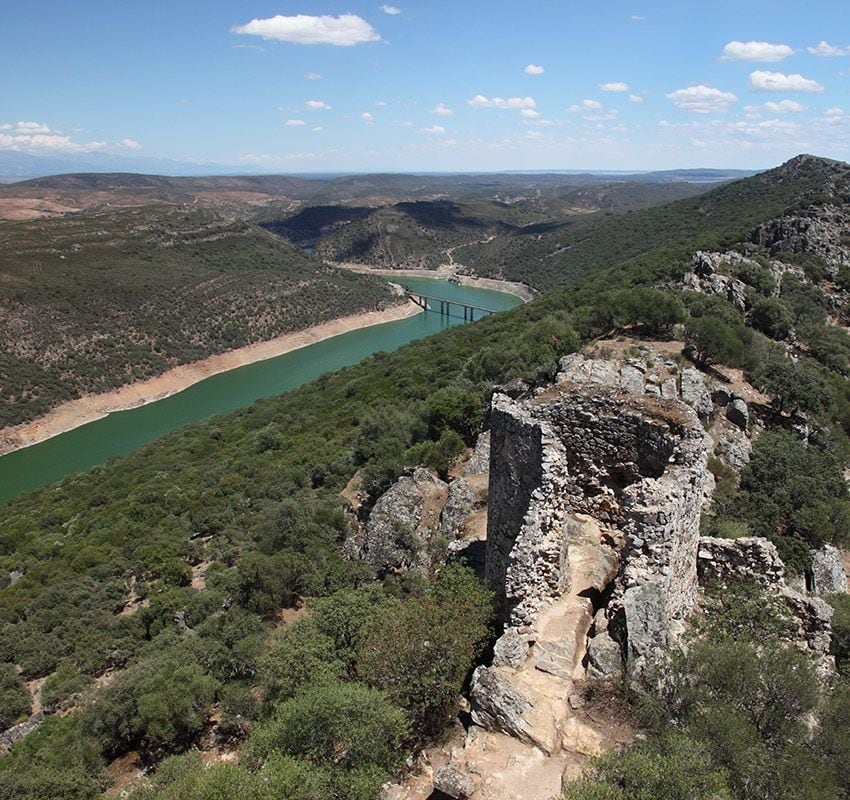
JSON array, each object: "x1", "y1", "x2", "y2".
[{"x1": 405, "y1": 291, "x2": 498, "y2": 318}]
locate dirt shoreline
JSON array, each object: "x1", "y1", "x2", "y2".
[
  {"x1": 1, "y1": 269, "x2": 532, "y2": 457},
  {"x1": 0, "y1": 301, "x2": 420, "y2": 457},
  {"x1": 332, "y1": 262, "x2": 537, "y2": 302}
]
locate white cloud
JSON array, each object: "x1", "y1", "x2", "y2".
[
  {"x1": 361, "y1": 112, "x2": 375, "y2": 124},
  {"x1": 566, "y1": 100, "x2": 618, "y2": 121},
  {"x1": 467, "y1": 94, "x2": 536, "y2": 110},
  {"x1": 116, "y1": 138, "x2": 142, "y2": 149},
  {"x1": 629, "y1": 94, "x2": 644, "y2": 104},
  {"x1": 808, "y1": 41, "x2": 850, "y2": 57},
  {"x1": 567, "y1": 99, "x2": 603, "y2": 112},
  {"x1": 232, "y1": 14, "x2": 381, "y2": 46},
  {"x1": 721, "y1": 40, "x2": 793, "y2": 62},
  {"x1": 431, "y1": 102, "x2": 454, "y2": 116},
  {"x1": 375, "y1": 100, "x2": 388, "y2": 107},
  {"x1": 305, "y1": 99, "x2": 332, "y2": 110},
  {"x1": 0, "y1": 121, "x2": 115, "y2": 153},
  {"x1": 749, "y1": 70, "x2": 825, "y2": 92},
  {"x1": 285, "y1": 119, "x2": 306, "y2": 126},
  {"x1": 420, "y1": 125, "x2": 445, "y2": 135},
  {"x1": 630, "y1": 15, "x2": 645, "y2": 21},
  {"x1": 763, "y1": 99, "x2": 807, "y2": 113},
  {"x1": 15, "y1": 121, "x2": 51, "y2": 134},
  {"x1": 380, "y1": 5, "x2": 401, "y2": 14},
  {"x1": 524, "y1": 64, "x2": 544, "y2": 75},
  {"x1": 305, "y1": 72, "x2": 322, "y2": 80},
  {"x1": 521, "y1": 108, "x2": 540, "y2": 118},
  {"x1": 666, "y1": 84, "x2": 738, "y2": 113},
  {"x1": 825, "y1": 107, "x2": 846, "y2": 118},
  {"x1": 599, "y1": 82, "x2": 629, "y2": 92},
  {"x1": 312, "y1": 126, "x2": 324, "y2": 132}
]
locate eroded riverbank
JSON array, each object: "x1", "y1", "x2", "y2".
[
  {"x1": 0, "y1": 301, "x2": 420, "y2": 457},
  {"x1": 0, "y1": 278, "x2": 523, "y2": 504},
  {"x1": 333, "y1": 262, "x2": 537, "y2": 303}
]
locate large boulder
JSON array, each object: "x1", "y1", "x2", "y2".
[
  {"x1": 433, "y1": 765, "x2": 476, "y2": 799},
  {"x1": 680, "y1": 368, "x2": 714, "y2": 420},
  {"x1": 469, "y1": 666, "x2": 534, "y2": 745},
  {"x1": 725, "y1": 396, "x2": 749, "y2": 430},
  {"x1": 360, "y1": 468, "x2": 448, "y2": 572},
  {"x1": 439, "y1": 477, "x2": 476, "y2": 539},
  {"x1": 586, "y1": 632, "x2": 624, "y2": 681},
  {"x1": 492, "y1": 628, "x2": 529, "y2": 669},
  {"x1": 812, "y1": 545, "x2": 848, "y2": 595}
]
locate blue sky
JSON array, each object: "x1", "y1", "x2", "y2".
[{"x1": 1, "y1": 0, "x2": 848, "y2": 171}]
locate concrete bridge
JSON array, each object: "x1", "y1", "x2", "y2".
[{"x1": 406, "y1": 291, "x2": 497, "y2": 321}]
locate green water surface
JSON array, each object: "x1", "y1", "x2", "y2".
[{"x1": 0, "y1": 278, "x2": 521, "y2": 505}]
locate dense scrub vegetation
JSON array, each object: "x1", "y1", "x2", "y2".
[
  {"x1": 456, "y1": 155, "x2": 850, "y2": 291},
  {"x1": 261, "y1": 184, "x2": 713, "y2": 270},
  {"x1": 565, "y1": 584, "x2": 850, "y2": 800},
  {"x1": 0, "y1": 205, "x2": 398, "y2": 427},
  {"x1": 0, "y1": 156, "x2": 848, "y2": 798}
]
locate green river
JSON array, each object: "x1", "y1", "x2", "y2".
[{"x1": 0, "y1": 278, "x2": 522, "y2": 505}]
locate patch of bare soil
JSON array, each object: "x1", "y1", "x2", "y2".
[
  {"x1": 104, "y1": 752, "x2": 145, "y2": 798},
  {"x1": 25, "y1": 676, "x2": 46, "y2": 715}
]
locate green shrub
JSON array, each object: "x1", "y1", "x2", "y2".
[
  {"x1": 563, "y1": 732, "x2": 732, "y2": 800},
  {"x1": 357, "y1": 565, "x2": 493, "y2": 741},
  {"x1": 684, "y1": 316, "x2": 744, "y2": 367},
  {"x1": 40, "y1": 661, "x2": 93, "y2": 713},
  {"x1": 245, "y1": 679, "x2": 407, "y2": 798},
  {"x1": 0, "y1": 664, "x2": 30, "y2": 730}
]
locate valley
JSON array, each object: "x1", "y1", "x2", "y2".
[{"x1": 0, "y1": 155, "x2": 849, "y2": 800}]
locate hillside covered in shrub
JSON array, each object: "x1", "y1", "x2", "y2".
[
  {"x1": 0, "y1": 155, "x2": 849, "y2": 799},
  {"x1": 0, "y1": 205, "x2": 398, "y2": 427}
]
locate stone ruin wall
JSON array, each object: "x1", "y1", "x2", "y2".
[{"x1": 486, "y1": 383, "x2": 712, "y2": 672}]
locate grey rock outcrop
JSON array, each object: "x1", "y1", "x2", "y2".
[
  {"x1": 714, "y1": 422, "x2": 753, "y2": 471},
  {"x1": 749, "y1": 205, "x2": 850, "y2": 276},
  {"x1": 439, "y1": 477, "x2": 476, "y2": 539},
  {"x1": 781, "y1": 588, "x2": 834, "y2": 658},
  {"x1": 469, "y1": 666, "x2": 535, "y2": 745},
  {"x1": 492, "y1": 627, "x2": 529, "y2": 669},
  {"x1": 726, "y1": 396, "x2": 749, "y2": 430},
  {"x1": 586, "y1": 632, "x2": 624, "y2": 681},
  {"x1": 812, "y1": 545, "x2": 848, "y2": 595},
  {"x1": 680, "y1": 368, "x2": 714, "y2": 420},
  {"x1": 433, "y1": 765, "x2": 476, "y2": 799},
  {"x1": 0, "y1": 712, "x2": 43, "y2": 755},
  {"x1": 359, "y1": 468, "x2": 448, "y2": 572},
  {"x1": 619, "y1": 365, "x2": 645, "y2": 395}
]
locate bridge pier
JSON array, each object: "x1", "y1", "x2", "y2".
[{"x1": 406, "y1": 291, "x2": 495, "y2": 322}]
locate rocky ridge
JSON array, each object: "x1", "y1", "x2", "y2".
[{"x1": 375, "y1": 343, "x2": 847, "y2": 800}]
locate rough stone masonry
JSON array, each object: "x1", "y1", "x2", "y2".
[{"x1": 486, "y1": 370, "x2": 713, "y2": 677}]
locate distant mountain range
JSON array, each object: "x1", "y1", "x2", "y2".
[{"x1": 0, "y1": 148, "x2": 757, "y2": 184}]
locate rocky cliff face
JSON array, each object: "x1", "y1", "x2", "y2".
[
  {"x1": 381, "y1": 343, "x2": 848, "y2": 800},
  {"x1": 749, "y1": 205, "x2": 850, "y2": 276},
  {"x1": 486, "y1": 353, "x2": 713, "y2": 680}
]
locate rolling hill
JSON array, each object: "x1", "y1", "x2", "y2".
[{"x1": 0, "y1": 205, "x2": 398, "y2": 428}]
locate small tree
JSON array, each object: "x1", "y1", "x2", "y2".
[
  {"x1": 0, "y1": 663, "x2": 30, "y2": 730},
  {"x1": 357, "y1": 566, "x2": 492, "y2": 741},
  {"x1": 684, "y1": 316, "x2": 743, "y2": 367},
  {"x1": 750, "y1": 297, "x2": 794, "y2": 340}
]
